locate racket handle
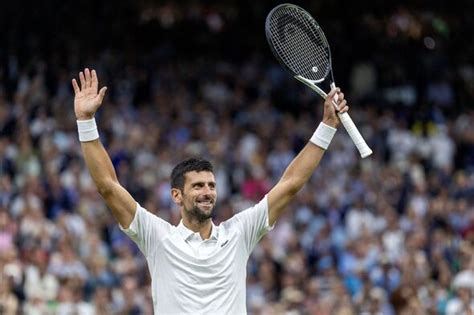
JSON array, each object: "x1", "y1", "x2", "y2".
[
  {"x1": 337, "y1": 111, "x2": 373, "y2": 158},
  {"x1": 328, "y1": 83, "x2": 372, "y2": 158}
]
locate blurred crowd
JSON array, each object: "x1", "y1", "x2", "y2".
[{"x1": 1, "y1": 1, "x2": 474, "y2": 315}]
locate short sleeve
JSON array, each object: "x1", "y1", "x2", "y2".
[
  {"x1": 119, "y1": 203, "x2": 173, "y2": 257},
  {"x1": 228, "y1": 195, "x2": 274, "y2": 255}
]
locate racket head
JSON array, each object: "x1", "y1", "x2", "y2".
[{"x1": 265, "y1": 4, "x2": 332, "y2": 83}]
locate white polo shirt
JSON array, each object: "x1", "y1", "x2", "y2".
[{"x1": 119, "y1": 196, "x2": 273, "y2": 315}]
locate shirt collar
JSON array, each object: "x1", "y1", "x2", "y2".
[{"x1": 177, "y1": 220, "x2": 218, "y2": 241}]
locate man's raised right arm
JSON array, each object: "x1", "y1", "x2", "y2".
[{"x1": 72, "y1": 68, "x2": 136, "y2": 228}]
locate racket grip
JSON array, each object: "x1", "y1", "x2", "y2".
[{"x1": 337, "y1": 112, "x2": 373, "y2": 158}]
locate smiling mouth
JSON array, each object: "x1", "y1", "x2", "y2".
[{"x1": 197, "y1": 200, "x2": 214, "y2": 207}]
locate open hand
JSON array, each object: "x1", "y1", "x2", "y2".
[{"x1": 72, "y1": 68, "x2": 107, "y2": 120}]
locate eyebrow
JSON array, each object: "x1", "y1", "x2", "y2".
[{"x1": 191, "y1": 181, "x2": 216, "y2": 186}]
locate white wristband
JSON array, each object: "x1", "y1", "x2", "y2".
[
  {"x1": 310, "y1": 122, "x2": 337, "y2": 150},
  {"x1": 77, "y1": 118, "x2": 99, "y2": 142}
]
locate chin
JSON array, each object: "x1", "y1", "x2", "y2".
[
  {"x1": 199, "y1": 208, "x2": 213, "y2": 218},
  {"x1": 187, "y1": 205, "x2": 213, "y2": 222}
]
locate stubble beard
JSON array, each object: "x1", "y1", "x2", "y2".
[{"x1": 187, "y1": 205, "x2": 212, "y2": 223}]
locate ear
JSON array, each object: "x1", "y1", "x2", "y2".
[{"x1": 171, "y1": 188, "x2": 183, "y2": 206}]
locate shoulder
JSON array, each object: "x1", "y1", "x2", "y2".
[
  {"x1": 220, "y1": 196, "x2": 269, "y2": 228},
  {"x1": 120, "y1": 203, "x2": 175, "y2": 235}
]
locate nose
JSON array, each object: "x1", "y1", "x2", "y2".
[
  {"x1": 203, "y1": 185, "x2": 212, "y2": 194},
  {"x1": 202, "y1": 184, "x2": 215, "y2": 196}
]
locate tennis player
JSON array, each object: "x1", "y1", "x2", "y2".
[{"x1": 72, "y1": 68, "x2": 348, "y2": 314}]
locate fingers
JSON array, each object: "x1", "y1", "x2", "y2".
[
  {"x1": 339, "y1": 106, "x2": 349, "y2": 114},
  {"x1": 333, "y1": 88, "x2": 349, "y2": 113},
  {"x1": 327, "y1": 87, "x2": 341, "y2": 111},
  {"x1": 338, "y1": 92, "x2": 344, "y2": 102},
  {"x1": 339, "y1": 101, "x2": 349, "y2": 114},
  {"x1": 79, "y1": 71, "x2": 86, "y2": 90},
  {"x1": 97, "y1": 87, "x2": 107, "y2": 103},
  {"x1": 326, "y1": 88, "x2": 338, "y2": 107},
  {"x1": 91, "y1": 69, "x2": 98, "y2": 91},
  {"x1": 75, "y1": 68, "x2": 99, "y2": 92},
  {"x1": 71, "y1": 79, "x2": 80, "y2": 94},
  {"x1": 84, "y1": 68, "x2": 92, "y2": 88},
  {"x1": 327, "y1": 88, "x2": 338, "y2": 105}
]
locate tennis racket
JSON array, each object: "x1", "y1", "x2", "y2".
[{"x1": 265, "y1": 3, "x2": 373, "y2": 158}]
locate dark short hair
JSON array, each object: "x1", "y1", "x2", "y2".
[{"x1": 170, "y1": 158, "x2": 214, "y2": 190}]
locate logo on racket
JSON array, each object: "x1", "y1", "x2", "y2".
[{"x1": 312, "y1": 66, "x2": 318, "y2": 72}]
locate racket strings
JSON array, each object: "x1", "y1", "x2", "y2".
[{"x1": 267, "y1": 6, "x2": 330, "y2": 81}]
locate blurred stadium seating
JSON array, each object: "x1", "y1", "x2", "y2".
[{"x1": 0, "y1": 1, "x2": 473, "y2": 314}]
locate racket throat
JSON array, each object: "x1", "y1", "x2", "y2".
[{"x1": 294, "y1": 75, "x2": 327, "y2": 99}]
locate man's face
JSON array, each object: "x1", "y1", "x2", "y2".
[{"x1": 174, "y1": 171, "x2": 217, "y2": 223}]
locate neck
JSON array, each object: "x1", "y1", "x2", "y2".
[{"x1": 182, "y1": 216, "x2": 213, "y2": 240}]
